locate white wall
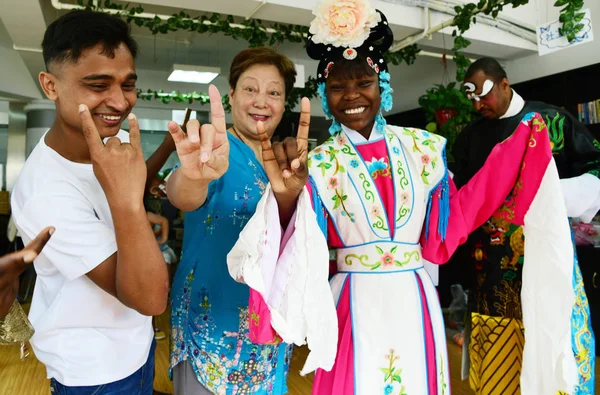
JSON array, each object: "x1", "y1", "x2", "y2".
[
  {"x1": 505, "y1": 0, "x2": 600, "y2": 83},
  {"x1": 388, "y1": 55, "x2": 459, "y2": 113},
  {"x1": 0, "y1": 101, "x2": 8, "y2": 124},
  {"x1": 0, "y1": 46, "x2": 42, "y2": 101}
]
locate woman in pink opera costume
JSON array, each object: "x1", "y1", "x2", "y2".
[{"x1": 228, "y1": 1, "x2": 582, "y2": 394}]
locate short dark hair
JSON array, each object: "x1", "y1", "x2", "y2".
[
  {"x1": 42, "y1": 10, "x2": 138, "y2": 71},
  {"x1": 465, "y1": 57, "x2": 507, "y2": 82},
  {"x1": 229, "y1": 48, "x2": 297, "y2": 99}
]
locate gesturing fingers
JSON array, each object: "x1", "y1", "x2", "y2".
[
  {"x1": 282, "y1": 138, "x2": 299, "y2": 178},
  {"x1": 79, "y1": 104, "x2": 104, "y2": 156},
  {"x1": 127, "y1": 113, "x2": 142, "y2": 152},
  {"x1": 257, "y1": 121, "x2": 274, "y2": 162},
  {"x1": 272, "y1": 144, "x2": 289, "y2": 177},
  {"x1": 186, "y1": 120, "x2": 201, "y2": 145},
  {"x1": 199, "y1": 124, "x2": 216, "y2": 163},
  {"x1": 296, "y1": 98, "x2": 311, "y2": 154},
  {"x1": 23, "y1": 226, "x2": 54, "y2": 262},
  {"x1": 167, "y1": 121, "x2": 186, "y2": 145},
  {"x1": 208, "y1": 85, "x2": 226, "y2": 135}
]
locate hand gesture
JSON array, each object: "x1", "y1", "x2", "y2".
[
  {"x1": 167, "y1": 85, "x2": 229, "y2": 182},
  {"x1": 80, "y1": 105, "x2": 147, "y2": 210},
  {"x1": 0, "y1": 227, "x2": 54, "y2": 318},
  {"x1": 259, "y1": 97, "x2": 311, "y2": 201}
]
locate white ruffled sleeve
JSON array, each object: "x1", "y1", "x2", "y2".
[
  {"x1": 561, "y1": 173, "x2": 600, "y2": 223},
  {"x1": 227, "y1": 185, "x2": 338, "y2": 375}
]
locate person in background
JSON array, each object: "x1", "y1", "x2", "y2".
[
  {"x1": 0, "y1": 227, "x2": 53, "y2": 319},
  {"x1": 453, "y1": 57, "x2": 600, "y2": 394},
  {"x1": 147, "y1": 211, "x2": 170, "y2": 341}
]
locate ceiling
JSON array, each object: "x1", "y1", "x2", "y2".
[{"x1": 0, "y1": 0, "x2": 542, "y2": 113}]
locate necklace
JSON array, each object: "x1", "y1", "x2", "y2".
[
  {"x1": 231, "y1": 126, "x2": 264, "y2": 165},
  {"x1": 231, "y1": 126, "x2": 253, "y2": 147}
]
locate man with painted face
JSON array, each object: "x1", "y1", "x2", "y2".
[{"x1": 453, "y1": 57, "x2": 600, "y2": 394}]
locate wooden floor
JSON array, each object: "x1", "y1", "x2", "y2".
[{"x1": 0, "y1": 305, "x2": 597, "y2": 394}]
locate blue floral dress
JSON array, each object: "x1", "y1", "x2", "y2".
[{"x1": 170, "y1": 134, "x2": 293, "y2": 395}]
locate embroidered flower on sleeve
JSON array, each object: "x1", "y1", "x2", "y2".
[{"x1": 328, "y1": 177, "x2": 339, "y2": 189}]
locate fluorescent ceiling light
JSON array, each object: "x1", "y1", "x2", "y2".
[{"x1": 168, "y1": 64, "x2": 221, "y2": 84}]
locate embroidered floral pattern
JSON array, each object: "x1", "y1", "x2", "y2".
[
  {"x1": 169, "y1": 142, "x2": 291, "y2": 394},
  {"x1": 358, "y1": 173, "x2": 376, "y2": 202},
  {"x1": 247, "y1": 159, "x2": 268, "y2": 195},
  {"x1": 366, "y1": 157, "x2": 392, "y2": 179},
  {"x1": 328, "y1": 177, "x2": 339, "y2": 189},
  {"x1": 380, "y1": 349, "x2": 407, "y2": 395},
  {"x1": 544, "y1": 113, "x2": 566, "y2": 153},
  {"x1": 440, "y1": 354, "x2": 447, "y2": 395},
  {"x1": 194, "y1": 287, "x2": 216, "y2": 337},
  {"x1": 472, "y1": 242, "x2": 488, "y2": 271},
  {"x1": 344, "y1": 246, "x2": 420, "y2": 271},
  {"x1": 497, "y1": 163, "x2": 525, "y2": 221},
  {"x1": 171, "y1": 271, "x2": 292, "y2": 394},
  {"x1": 308, "y1": 126, "x2": 444, "y2": 240},
  {"x1": 571, "y1": 253, "x2": 595, "y2": 394},
  {"x1": 230, "y1": 184, "x2": 262, "y2": 228},
  {"x1": 401, "y1": 128, "x2": 441, "y2": 185},
  {"x1": 395, "y1": 191, "x2": 411, "y2": 223},
  {"x1": 204, "y1": 211, "x2": 220, "y2": 234},
  {"x1": 332, "y1": 188, "x2": 355, "y2": 222},
  {"x1": 492, "y1": 280, "x2": 522, "y2": 319},
  {"x1": 371, "y1": 206, "x2": 383, "y2": 221}
]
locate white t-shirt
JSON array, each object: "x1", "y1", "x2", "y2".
[{"x1": 11, "y1": 131, "x2": 153, "y2": 387}]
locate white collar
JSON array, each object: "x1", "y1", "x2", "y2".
[
  {"x1": 499, "y1": 89, "x2": 525, "y2": 119},
  {"x1": 341, "y1": 123, "x2": 382, "y2": 144}
]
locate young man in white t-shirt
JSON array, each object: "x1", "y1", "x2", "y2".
[{"x1": 11, "y1": 10, "x2": 169, "y2": 393}]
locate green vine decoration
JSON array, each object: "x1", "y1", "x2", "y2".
[
  {"x1": 78, "y1": 0, "x2": 308, "y2": 47},
  {"x1": 396, "y1": 160, "x2": 409, "y2": 190},
  {"x1": 344, "y1": 247, "x2": 420, "y2": 271},
  {"x1": 137, "y1": 76, "x2": 319, "y2": 114},
  {"x1": 344, "y1": 254, "x2": 369, "y2": 267},
  {"x1": 81, "y1": 0, "x2": 422, "y2": 67},
  {"x1": 373, "y1": 216, "x2": 389, "y2": 231},
  {"x1": 554, "y1": 0, "x2": 586, "y2": 43},
  {"x1": 358, "y1": 173, "x2": 375, "y2": 202},
  {"x1": 448, "y1": 0, "x2": 579, "y2": 84},
  {"x1": 385, "y1": 44, "x2": 421, "y2": 67},
  {"x1": 451, "y1": 36, "x2": 472, "y2": 84},
  {"x1": 452, "y1": 0, "x2": 531, "y2": 36},
  {"x1": 76, "y1": 0, "x2": 425, "y2": 112},
  {"x1": 396, "y1": 205, "x2": 410, "y2": 222},
  {"x1": 136, "y1": 89, "x2": 232, "y2": 112}
]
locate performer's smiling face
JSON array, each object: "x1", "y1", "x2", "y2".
[
  {"x1": 464, "y1": 70, "x2": 511, "y2": 120},
  {"x1": 326, "y1": 59, "x2": 381, "y2": 139}
]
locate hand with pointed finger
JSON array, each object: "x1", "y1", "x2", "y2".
[
  {"x1": 79, "y1": 104, "x2": 147, "y2": 211},
  {"x1": 167, "y1": 85, "x2": 230, "y2": 183},
  {"x1": 259, "y1": 97, "x2": 311, "y2": 226},
  {"x1": 0, "y1": 226, "x2": 54, "y2": 318}
]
